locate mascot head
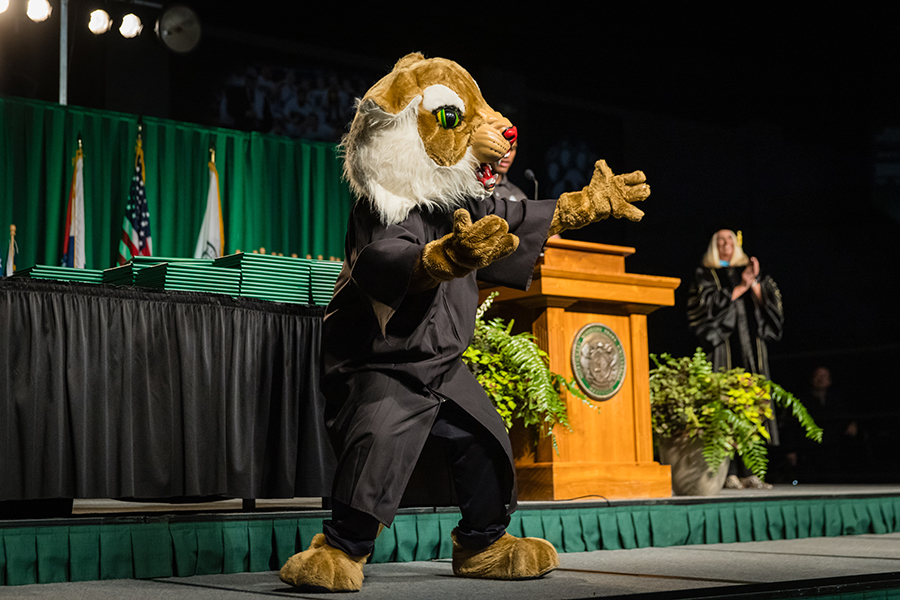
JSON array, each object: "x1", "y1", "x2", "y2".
[{"x1": 341, "y1": 53, "x2": 517, "y2": 225}]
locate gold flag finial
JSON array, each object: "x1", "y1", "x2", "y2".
[
  {"x1": 736, "y1": 230, "x2": 743, "y2": 247},
  {"x1": 10, "y1": 224, "x2": 15, "y2": 237},
  {"x1": 210, "y1": 147, "x2": 215, "y2": 164}
]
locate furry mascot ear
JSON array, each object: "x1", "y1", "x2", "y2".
[
  {"x1": 394, "y1": 52, "x2": 426, "y2": 69},
  {"x1": 363, "y1": 53, "x2": 427, "y2": 115}
]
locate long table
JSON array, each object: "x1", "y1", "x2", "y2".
[{"x1": 0, "y1": 279, "x2": 336, "y2": 502}]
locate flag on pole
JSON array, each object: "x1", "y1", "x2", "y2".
[
  {"x1": 61, "y1": 140, "x2": 86, "y2": 268},
  {"x1": 193, "y1": 150, "x2": 224, "y2": 259},
  {"x1": 4, "y1": 224, "x2": 17, "y2": 277},
  {"x1": 118, "y1": 126, "x2": 153, "y2": 265}
]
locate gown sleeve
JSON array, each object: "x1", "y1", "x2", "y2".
[
  {"x1": 755, "y1": 275, "x2": 784, "y2": 342},
  {"x1": 687, "y1": 267, "x2": 737, "y2": 347},
  {"x1": 334, "y1": 200, "x2": 428, "y2": 333}
]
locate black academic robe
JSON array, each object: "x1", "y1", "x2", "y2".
[
  {"x1": 321, "y1": 195, "x2": 557, "y2": 525},
  {"x1": 491, "y1": 178, "x2": 528, "y2": 202},
  {"x1": 687, "y1": 266, "x2": 785, "y2": 443}
]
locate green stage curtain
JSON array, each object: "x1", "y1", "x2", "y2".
[
  {"x1": 4, "y1": 496, "x2": 900, "y2": 586},
  {"x1": 0, "y1": 96, "x2": 353, "y2": 271}
]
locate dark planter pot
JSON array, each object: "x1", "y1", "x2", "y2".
[{"x1": 658, "y1": 435, "x2": 729, "y2": 496}]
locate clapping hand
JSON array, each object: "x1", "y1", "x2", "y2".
[{"x1": 741, "y1": 257, "x2": 760, "y2": 288}]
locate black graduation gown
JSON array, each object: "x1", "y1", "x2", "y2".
[
  {"x1": 321, "y1": 195, "x2": 557, "y2": 525},
  {"x1": 687, "y1": 266, "x2": 785, "y2": 443},
  {"x1": 491, "y1": 178, "x2": 528, "y2": 202}
]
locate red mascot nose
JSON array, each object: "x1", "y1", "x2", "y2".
[{"x1": 503, "y1": 125, "x2": 517, "y2": 146}]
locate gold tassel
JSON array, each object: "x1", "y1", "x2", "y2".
[{"x1": 736, "y1": 230, "x2": 743, "y2": 247}]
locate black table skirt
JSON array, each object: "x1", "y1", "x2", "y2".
[{"x1": 0, "y1": 279, "x2": 336, "y2": 501}]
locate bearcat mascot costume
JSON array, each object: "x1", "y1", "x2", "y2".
[{"x1": 280, "y1": 53, "x2": 651, "y2": 592}]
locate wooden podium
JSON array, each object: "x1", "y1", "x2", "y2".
[{"x1": 480, "y1": 238, "x2": 680, "y2": 500}]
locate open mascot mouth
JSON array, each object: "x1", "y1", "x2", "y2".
[
  {"x1": 476, "y1": 163, "x2": 497, "y2": 191},
  {"x1": 474, "y1": 125, "x2": 517, "y2": 193}
]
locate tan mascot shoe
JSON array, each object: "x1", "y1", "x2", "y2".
[
  {"x1": 451, "y1": 528, "x2": 560, "y2": 580},
  {"x1": 279, "y1": 533, "x2": 368, "y2": 592}
]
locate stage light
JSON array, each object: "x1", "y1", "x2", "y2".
[
  {"x1": 0, "y1": 0, "x2": 9, "y2": 15},
  {"x1": 26, "y1": 0, "x2": 52, "y2": 22},
  {"x1": 88, "y1": 9, "x2": 112, "y2": 34},
  {"x1": 119, "y1": 13, "x2": 142, "y2": 38}
]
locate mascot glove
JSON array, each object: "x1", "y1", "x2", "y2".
[
  {"x1": 547, "y1": 159, "x2": 650, "y2": 237},
  {"x1": 412, "y1": 209, "x2": 519, "y2": 290}
]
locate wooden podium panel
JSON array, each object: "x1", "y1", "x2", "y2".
[{"x1": 480, "y1": 238, "x2": 680, "y2": 500}]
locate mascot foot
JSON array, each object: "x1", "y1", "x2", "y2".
[
  {"x1": 279, "y1": 533, "x2": 367, "y2": 592},
  {"x1": 451, "y1": 528, "x2": 559, "y2": 580}
]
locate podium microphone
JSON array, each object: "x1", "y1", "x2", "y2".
[{"x1": 524, "y1": 169, "x2": 538, "y2": 201}]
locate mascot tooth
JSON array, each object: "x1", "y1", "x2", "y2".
[{"x1": 279, "y1": 52, "x2": 650, "y2": 592}]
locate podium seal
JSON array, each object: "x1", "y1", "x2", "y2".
[{"x1": 571, "y1": 323, "x2": 627, "y2": 401}]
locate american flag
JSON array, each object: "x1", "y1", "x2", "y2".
[{"x1": 118, "y1": 133, "x2": 153, "y2": 264}]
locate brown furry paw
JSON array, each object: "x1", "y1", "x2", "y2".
[
  {"x1": 451, "y1": 529, "x2": 559, "y2": 580},
  {"x1": 279, "y1": 533, "x2": 367, "y2": 592}
]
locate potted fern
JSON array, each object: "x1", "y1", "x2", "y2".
[
  {"x1": 649, "y1": 349, "x2": 822, "y2": 496},
  {"x1": 463, "y1": 292, "x2": 588, "y2": 449}
]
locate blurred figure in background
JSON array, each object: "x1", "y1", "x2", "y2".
[
  {"x1": 780, "y1": 366, "x2": 861, "y2": 482},
  {"x1": 490, "y1": 141, "x2": 527, "y2": 202},
  {"x1": 688, "y1": 229, "x2": 785, "y2": 489}
]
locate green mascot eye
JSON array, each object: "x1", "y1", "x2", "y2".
[{"x1": 434, "y1": 107, "x2": 461, "y2": 129}]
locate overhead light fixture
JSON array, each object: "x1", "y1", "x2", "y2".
[
  {"x1": 26, "y1": 0, "x2": 52, "y2": 22},
  {"x1": 119, "y1": 13, "x2": 142, "y2": 38},
  {"x1": 0, "y1": 0, "x2": 9, "y2": 15},
  {"x1": 155, "y1": 4, "x2": 202, "y2": 54},
  {"x1": 88, "y1": 9, "x2": 112, "y2": 34}
]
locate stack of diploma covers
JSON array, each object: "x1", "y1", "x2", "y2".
[
  {"x1": 12, "y1": 265, "x2": 104, "y2": 284},
  {"x1": 11, "y1": 254, "x2": 343, "y2": 307}
]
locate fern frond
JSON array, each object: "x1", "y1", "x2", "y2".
[
  {"x1": 466, "y1": 296, "x2": 578, "y2": 449},
  {"x1": 475, "y1": 292, "x2": 498, "y2": 321},
  {"x1": 740, "y1": 438, "x2": 769, "y2": 480},
  {"x1": 769, "y1": 383, "x2": 823, "y2": 443},
  {"x1": 701, "y1": 407, "x2": 734, "y2": 473}
]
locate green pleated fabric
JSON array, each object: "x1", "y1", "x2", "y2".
[
  {"x1": 4, "y1": 499, "x2": 900, "y2": 585},
  {"x1": 0, "y1": 96, "x2": 353, "y2": 270}
]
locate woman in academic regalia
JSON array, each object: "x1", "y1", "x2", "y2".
[{"x1": 687, "y1": 229, "x2": 784, "y2": 489}]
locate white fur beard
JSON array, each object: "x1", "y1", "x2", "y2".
[{"x1": 342, "y1": 97, "x2": 489, "y2": 226}]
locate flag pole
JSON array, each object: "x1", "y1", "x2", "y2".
[
  {"x1": 136, "y1": 119, "x2": 143, "y2": 159},
  {"x1": 59, "y1": 0, "x2": 68, "y2": 105},
  {"x1": 135, "y1": 118, "x2": 146, "y2": 184}
]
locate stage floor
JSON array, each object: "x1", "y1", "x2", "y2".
[
  {"x1": 6, "y1": 531, "x2": 900, "y2": 599},
  {"x1": 5, "y1": 484, "x2": 900, "y2": 598}
]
